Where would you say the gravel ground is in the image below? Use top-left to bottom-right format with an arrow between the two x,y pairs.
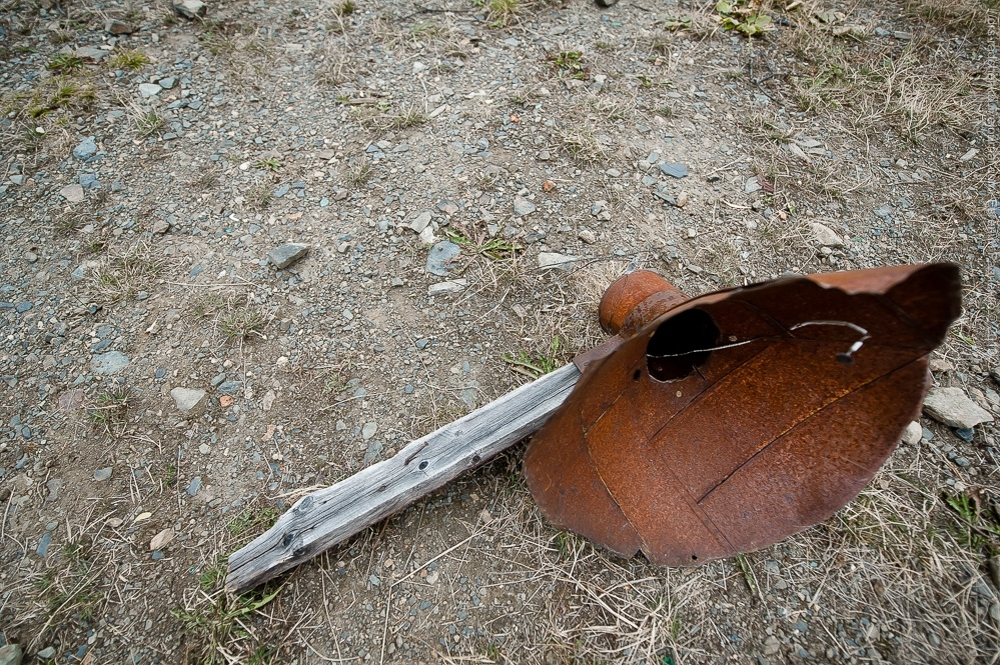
1,0 -> 998,662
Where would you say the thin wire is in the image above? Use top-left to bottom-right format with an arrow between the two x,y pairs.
646,320 -> 872,362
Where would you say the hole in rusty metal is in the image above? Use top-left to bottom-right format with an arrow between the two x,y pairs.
632,369 -> 641,381
646,308 -> 719,382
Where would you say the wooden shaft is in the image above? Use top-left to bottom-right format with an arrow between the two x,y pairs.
226,363 -> 582,593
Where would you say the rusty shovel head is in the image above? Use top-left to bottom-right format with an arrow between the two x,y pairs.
524,263 -> 961,566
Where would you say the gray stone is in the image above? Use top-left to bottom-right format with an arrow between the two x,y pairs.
362,422 -> 378,440
93,467 -> 113,481
151,219 -> 170,234
186,476 -> 202,496
426,241 -> 461,276
923,387 -> 994,429
578,229 -> 597,244
363,440 -> 383,464
74,47 -> 108,61
537,252 -> 580,270
0,644 -> 23,665
268,243 -> 310,269
513,196 -> 536,216
659,162 -> 688,179
36,534 -> 52,556
410,210 -> 433,233
427,279 -> 467,296
437,199 -> 459,214
60,183 -> 85,203
745,177 -> 763,193
159,76 -> 177,90
217,381 -> 242,395
138,83 -> 162,98
170,387 -> 206,412
173,0 -> 207,18
92,351 -> 130,375
73,136 -> 97,160
901,421 -> 922,445
36,648 -> 55,660
810,222 -> 844,247
105,19 -> 134,34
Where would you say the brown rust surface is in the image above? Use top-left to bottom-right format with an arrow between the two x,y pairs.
598,270 -> 685,335
526,263 -> 962,566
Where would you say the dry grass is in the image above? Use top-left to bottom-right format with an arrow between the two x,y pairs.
91,244 -> 164,302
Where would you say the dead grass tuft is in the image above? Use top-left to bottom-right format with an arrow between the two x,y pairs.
91,245 -> 164,302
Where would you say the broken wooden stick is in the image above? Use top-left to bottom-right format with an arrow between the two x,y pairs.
226,363 -> 581,593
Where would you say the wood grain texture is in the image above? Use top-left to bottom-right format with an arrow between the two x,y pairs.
226,363 -> 582,593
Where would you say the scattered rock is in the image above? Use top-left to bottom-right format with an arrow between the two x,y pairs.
426,241 -> 461,276
362,422 -> 378,440
676,191 -> 689,207
363,440 -> 383,464
410,210 -> 433,233
832,24 -> 866,39
57,389 -> 87,413
186,476 -> 202,496
537,252 -> 580,270
170,387 -> 206,412
36,533 -> 52,556
418,226 -> 436,245
0,644 -> 23,665
578,229 -> 597,244
73,136 -> 97,160
92,351 -> 131,375
745,178 -> 763,193
428,279 -> 468,296
659,162 -> 688,179
513,196 -> 536,216
150,528 -> 175,551
810,222 -> 844,248
105,19 -> 134,34
36,648 -> 56,660
901,421 -> 922,445
219,395 -> 234,408
763,635 -> 780,655
59,183 -> 85,203
93,467 -> 113,481
173,0 -> 207,18
74,47 -> 108,62
928,357 -> 954,373
922,387 -> 994,429
151,219 -> 170,234
138,83 -> 162,98
268,243 -> 310,269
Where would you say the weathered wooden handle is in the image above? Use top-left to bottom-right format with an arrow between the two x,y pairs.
226,363 -> 582,593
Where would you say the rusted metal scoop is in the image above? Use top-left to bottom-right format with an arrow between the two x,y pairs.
525,264 -> 961,565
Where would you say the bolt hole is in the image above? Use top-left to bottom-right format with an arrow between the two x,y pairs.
691,554 -> 698,561
632,369 -> 641,381
418,460 -> 428,470
472,455 -> 481,463
646,308 -> 719,382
